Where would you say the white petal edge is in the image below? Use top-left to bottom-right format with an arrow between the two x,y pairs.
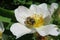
29,4 -> 37,13
35,24 -> 59,36
44,15 -> 51,25
38,3 -> 50,18
0,22 -> 4,32
49,3 -> 58,15
44,3 -> 58,25
30,3 -> 50,18
15,6 -> 33,24
48,24 -> 59,36
10,23 -> 32,39
35,26 -> 49,36
30,3 -> 51,23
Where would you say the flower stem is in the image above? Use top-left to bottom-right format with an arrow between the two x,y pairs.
33,33 -> 36,40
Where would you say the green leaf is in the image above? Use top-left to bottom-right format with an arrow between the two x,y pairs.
6,22 -> 14,30
0,7 -> 17,22
0,16 -> 11,23
0,7 -> 14,18
26,1 -> 33,5
13,0 -> 26,5
49,0 -> 56,3
18,0 -> 26,4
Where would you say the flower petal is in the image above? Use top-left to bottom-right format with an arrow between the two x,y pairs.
35,26 -> 49,36
10,23 -> 32,39
0,22 -> 4,32
29,4 -> 37,13
15,6 -> 33,24
49,3 -> 58,15
44,3 -> 58,24
44,15 -> 51,25
48,25 -> 59,36
30,3 -> 50,18
38,3 -> 50,18
44,3 -> 58,25
35,24 -> 59,36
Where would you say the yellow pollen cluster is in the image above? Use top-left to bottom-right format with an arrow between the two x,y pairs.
25,14 -> 44,28
31,14 -> 44,28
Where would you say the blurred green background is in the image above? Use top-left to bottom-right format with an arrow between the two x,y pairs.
0,0 -> 60,40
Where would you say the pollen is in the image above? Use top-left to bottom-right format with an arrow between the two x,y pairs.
31,14 -> 44,28
25,14 -> 44,28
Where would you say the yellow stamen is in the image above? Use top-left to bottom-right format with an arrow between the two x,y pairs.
25,14 -> 44,28
31,14 -> 44,28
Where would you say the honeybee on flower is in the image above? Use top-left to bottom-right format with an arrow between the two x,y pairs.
10,3 -> 59,39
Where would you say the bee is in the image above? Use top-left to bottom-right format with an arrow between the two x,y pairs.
24,17 -> 35,28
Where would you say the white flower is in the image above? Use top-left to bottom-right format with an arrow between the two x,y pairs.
0,22 -> 4,39
10,3 -> 59,39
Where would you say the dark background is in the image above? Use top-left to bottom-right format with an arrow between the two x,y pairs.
0,0 -> 60,10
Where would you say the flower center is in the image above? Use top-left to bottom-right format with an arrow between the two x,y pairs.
25,14 -> 44,28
